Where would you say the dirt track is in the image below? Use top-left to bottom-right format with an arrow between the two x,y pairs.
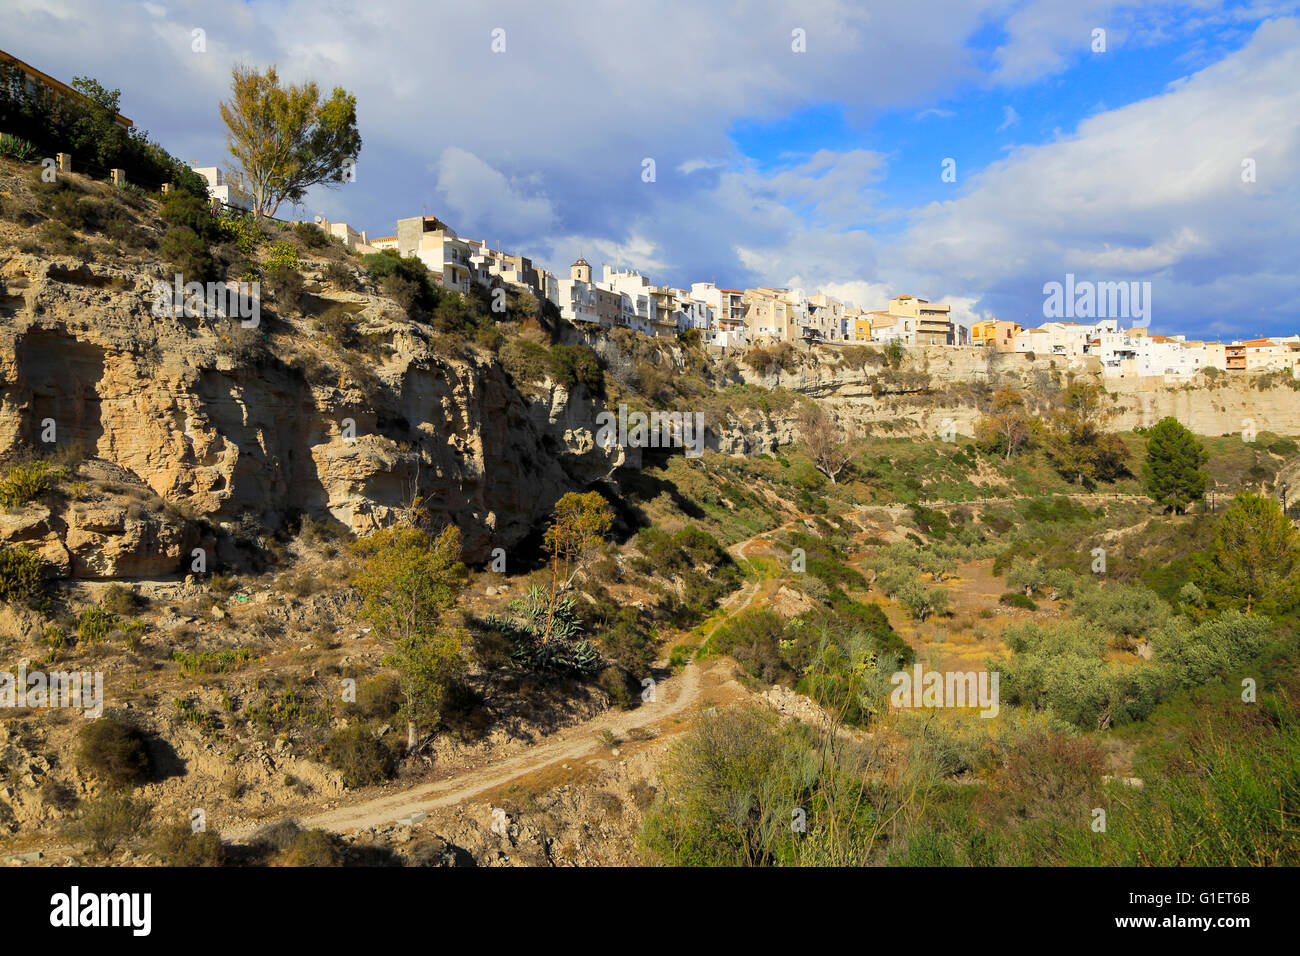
230,491 -> 1146,839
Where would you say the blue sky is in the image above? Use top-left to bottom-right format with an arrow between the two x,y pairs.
5,0 -> 1299,339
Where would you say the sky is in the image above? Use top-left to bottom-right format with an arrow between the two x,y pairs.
4,0 -> 1299,339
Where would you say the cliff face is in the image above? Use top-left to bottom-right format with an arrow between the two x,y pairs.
736,345 -> 1300,440
0,253 -> 625,575
3,248 -> 1292,580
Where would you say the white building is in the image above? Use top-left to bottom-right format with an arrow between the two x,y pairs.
553,277 -> 601,326
1092,330 -> 1141,376
603,267 -> 660,335
191,166 -> 252,212
690,282 -> 747,348
313,216 -> 369,251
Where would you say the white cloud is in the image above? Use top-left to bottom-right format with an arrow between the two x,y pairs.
885,16 -> 1300,333
1,1 -> 1296,335
431,148 -> 558,239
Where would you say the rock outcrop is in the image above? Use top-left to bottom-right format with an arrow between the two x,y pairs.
0,253 -> 625,572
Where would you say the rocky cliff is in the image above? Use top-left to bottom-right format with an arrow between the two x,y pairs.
3,246 -> 1293,581
0,252 -> 626,576
738,344 -> 1300,440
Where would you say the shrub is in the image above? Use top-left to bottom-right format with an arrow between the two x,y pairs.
1153,611 -> 1271,688
346,675 -> 402,720
1005,557 -> 1047,596
993,621 -> 1164,730
322,725 -> 397,788
597,665 -> 635,708
1045,568 -> 1079,599
999,592 -> 1038,611
77,606 -> 118,644
76,716 -> 152,787
315,303 -> 357,345
33,219 -> 91,257
214,323 -> 267,365
265,261 -> 304,313
217,213 -> 261,255
149,822 -> 226,866
548,344 -> 605,397
280,828 -> 345,866
0,460 -> 69,508
266,240 -> 300,270
1071,581 -> 1170,643
292,221 -> 331,250
483,586 -> 601,675
66,791 -> 152,854
0,133 -> 38,161
0,545 -> 48,607
324,259 -> 356,290
599,612 -> 658,675
499,337 -> 551,388
361,250 -> 439,314
908,503 -> 952,540
160,191 -> 219,241
172,648 -> 252,676
710,608 -> 792,685
100,583 -> 137,617
379,272 -> 419,311
161,225 -> 213,283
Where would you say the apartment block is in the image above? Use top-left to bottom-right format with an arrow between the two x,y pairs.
395,215 -> 472,293
0,49 -> 133,129
690,282 -> 748,348
889,295 -> 954,345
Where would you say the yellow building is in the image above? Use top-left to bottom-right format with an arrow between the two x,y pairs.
889,294 -> 953,345
971,318 -> 1021,352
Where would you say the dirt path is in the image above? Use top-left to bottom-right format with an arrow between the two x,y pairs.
237,659 -> 713,838
228,519 -> 798,840
229,491 -> 1142,839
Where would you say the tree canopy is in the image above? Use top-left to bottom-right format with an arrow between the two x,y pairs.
1196,492 -> 1300,615
1045,381 -> 1129,487
219,65 -> 361,217
1142,416 -> 1208,513
352,525 -> 466,747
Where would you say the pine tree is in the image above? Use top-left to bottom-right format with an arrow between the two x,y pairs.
1142,417 -> 1208,513
1196,492 -> 1300,615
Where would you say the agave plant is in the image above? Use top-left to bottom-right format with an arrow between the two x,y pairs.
0,134 -> 38,163
490,586 -> 602,674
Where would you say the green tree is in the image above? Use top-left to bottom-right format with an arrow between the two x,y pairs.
543,491 -> 615,637
219,65 -> 361,217
1196,492 -> 1300,615
1005,557 -> 1046,597
897,580 -> 949,621
68,76 -> 127,167
1046,381 -> 1128,487
1142,417 -> 1208,513
352,525 -> 467,748
974,387 -> 1037,460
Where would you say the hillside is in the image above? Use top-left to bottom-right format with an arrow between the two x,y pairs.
0,156 -> 1297,868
